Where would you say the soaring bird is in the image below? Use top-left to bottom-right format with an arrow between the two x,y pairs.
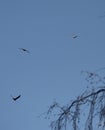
11,95 -> 21,101
72,35 -> 78,39
70,33 -> 78,39
19,48 -> 30,53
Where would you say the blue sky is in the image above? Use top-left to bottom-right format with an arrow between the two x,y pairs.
0,0 -> 105,130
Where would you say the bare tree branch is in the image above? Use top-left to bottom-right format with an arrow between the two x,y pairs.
45,71 -> 105,130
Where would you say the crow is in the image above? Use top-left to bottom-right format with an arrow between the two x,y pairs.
11,95 -> 21,101
19,48 -> 30,53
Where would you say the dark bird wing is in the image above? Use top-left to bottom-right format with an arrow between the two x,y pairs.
19,48 -> 30,53
71,34 -> 78,39
25,49 -> 30,53
73,35 -> 78,39
11,95 -> 21,101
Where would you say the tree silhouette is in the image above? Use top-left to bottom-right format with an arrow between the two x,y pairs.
45,71 -> 105,130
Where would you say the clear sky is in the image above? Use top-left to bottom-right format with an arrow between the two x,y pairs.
0,0 -> 105,130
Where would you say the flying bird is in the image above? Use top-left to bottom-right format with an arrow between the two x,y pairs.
19,48 -> 30,53
11,95 -> 21,101
70,33 -> 78,39
72,35 -> 78,39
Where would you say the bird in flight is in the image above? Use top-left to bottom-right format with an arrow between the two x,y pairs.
70,33 -> 78,39
11,95 -> 21,101
19,48 -> 30,53
72,35 -> 78,39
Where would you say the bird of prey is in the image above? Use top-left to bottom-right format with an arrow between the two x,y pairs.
19,48 -> 30,53
72,35 -> 78,39
70,34 -> 78,39
11,95 -> 21,101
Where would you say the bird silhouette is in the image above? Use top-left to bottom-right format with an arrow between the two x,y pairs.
11,95 -> 21,101
19,48 -> 30,53
72,35 -> 78,39
70,34 -> 78,39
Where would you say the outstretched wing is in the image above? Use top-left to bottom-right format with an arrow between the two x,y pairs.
73,35 -> 78,39
19,48 -> 30,53
11,95 -> 21,101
